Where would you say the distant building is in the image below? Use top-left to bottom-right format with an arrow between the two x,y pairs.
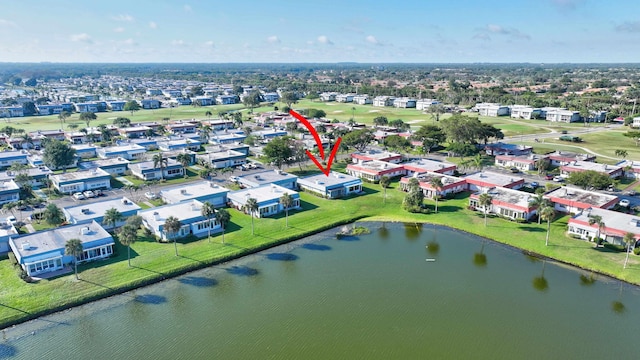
474,103 -> 510,117
129,158 -> 183,181
494,154 -> 549,172
0,180 -> 20,205
463,171 -> 525,192
402,159 -> 457,176
560,161 -> 623,179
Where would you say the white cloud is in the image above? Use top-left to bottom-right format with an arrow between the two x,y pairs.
0,19 -> 16,27
365,35 -> 379,45
70,33 -> 93,43
317,35 -> 333,45
204,40 -> 214,47
113,27 -> 125,33
266,35 -> 280,44
485,24 -> 530,40
122,38 -> 137,46
149,21 -> 157,29
112,14 -> 134,22
616,21 -> 640,33
306,40 -> 314,45
184,4 -> 192,12
171,39 -> 186,46
550,0 -> 585,10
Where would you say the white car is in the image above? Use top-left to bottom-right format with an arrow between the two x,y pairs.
6,216 -> 16,225
553,176 -> 564,182
229,176 -> 239,183
145,192 -> 157,200
72,192 -> 86,200
619,199 -> 631,208
83,190 -> 95,198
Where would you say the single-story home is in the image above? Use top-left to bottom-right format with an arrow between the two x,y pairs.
463,171 -> 525,192
399,172 -> 467,198
0,150 -> 29,169
97,143 -> 147,161
544,186 -> 618,214
63,197 -> 141,229
138,200 -> 222,241
469,187 -> 538,221
129,158 -> 184,181
297,172 -> 363,199
78,157 -> 130,176
50,168 -> 112,194
228,184 -> 300,218
494,154 -> 549,172
160,181 -> 229,206
237,169 -> 298,190
351,150 -> 403,164
346,160 -> 405,183
402,159 -> 457,176
560,161 -> 623,179
568,208 -> 640,246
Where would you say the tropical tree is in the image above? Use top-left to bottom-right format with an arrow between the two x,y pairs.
280,193 -> 293,228
124,100 -> 140,115
118,224 -> 138,267
152,153 -> 168,180
539,205 -> 555,246
379,176 -> 390,203
588,215 -> 605,245
403,178 -> 424,212
429,176 -> 443,213
43,140 -> 76,172
205,110 -> 212,120
243,198 -> 259,235
43,203 -> 65,226
615,149 -> 628,161
472,154 -> 484,171
176,153 -> 191,178
215,208 -> 231,244
623,232 -> 635,269
65,238 -> 83,280
200,201 -> 216,243
79,112 -> 97,128
66,123 -> 79,131
58,111 -> 70,129
164,216 -> 182,256
125,215 -> 143,229
373,116 -> 388,127
263,136 -> 293,169
478,193 -> 493,227
199,125 -> 212,144
102,207 -> 124,230
280,91 -> 298,109
113,117 -> 131,127
530,194 -> 550,224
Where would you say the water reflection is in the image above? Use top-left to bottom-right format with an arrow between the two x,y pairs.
612,283 -> 626,314
135,294 -> 167,305
266,253 -> 299,261
0,344 -> 17,358
579,273 -> 596,286
404,223 -> 422,241
225,266 -> 260,277
473,241 -> 487,268
301,243 -> 331,251
532,261 -> 549,292
378,223 -> 389,240
178,276 -> 218,288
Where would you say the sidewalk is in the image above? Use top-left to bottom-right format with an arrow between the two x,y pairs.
24,223 -> 36,233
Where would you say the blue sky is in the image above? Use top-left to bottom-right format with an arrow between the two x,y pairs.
1,0 -> 640,63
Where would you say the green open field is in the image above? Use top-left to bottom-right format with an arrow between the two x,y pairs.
2,163 -> 640,328
525,130 -> 639,161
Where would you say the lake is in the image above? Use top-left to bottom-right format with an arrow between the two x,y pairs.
1,222 -> 638,359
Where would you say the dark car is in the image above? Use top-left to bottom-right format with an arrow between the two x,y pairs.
509,167 -> 519,173
530,182 -> 539,188
544,174 -> 553,180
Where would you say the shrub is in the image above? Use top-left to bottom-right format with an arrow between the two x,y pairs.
633,247 -> 640,255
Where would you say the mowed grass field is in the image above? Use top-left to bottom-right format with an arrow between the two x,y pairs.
2,170 -> 640,328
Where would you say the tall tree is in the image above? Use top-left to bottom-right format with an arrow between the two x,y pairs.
530,194 -> 550,224
624,232 -> 636,269
263,136 -> 294,169
243,198 -> 259,235
280,193 -> 293,228
164,216 -> 182,256
280,91 -> 298,109
113,117 -> 131,127
43,203 -> 64,226
478,193 -> 493,227
429,176 -> 443,213
43,140 -> 76,171
200,201 -> 216,243
215,208 -> 231,244
539,205 -> 555,246
588,215 -> 605,245
379,176 -> 390,203
199,125 -> 212,144
373,116 -> 388,127
65,238 -> 83,280
176,153 -> 191,178
79,112 -> 97,128
58,111 -> 71,129
124,100 -> 140,115
411,125 -> 446,155
242,91 -> 262,113
102,207 -> 124,230
615,149 -> 628,161
205,110 -> 213,120
119,224 -> 138,267
152,153 -> 168,180
342,128 -> 374,152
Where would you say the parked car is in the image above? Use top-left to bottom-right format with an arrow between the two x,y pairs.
6,216 -> 16,225
619,199 -> 631,208
83,190 -> 96,198
229,176 -> 239,183
544,174 -> 554,180
553,176 -> 564,182
530,182 -> 539,188
625,190 -> 637,196
94,189 -> 103,196
72,192 -> 86,200
145,192 -> 157,200
509,167 -> 519,173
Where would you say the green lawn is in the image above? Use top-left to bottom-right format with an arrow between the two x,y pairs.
2,173 -> 640,328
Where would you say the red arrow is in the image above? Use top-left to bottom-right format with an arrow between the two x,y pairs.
289,109 -> 325,159
306,137 -> 342,176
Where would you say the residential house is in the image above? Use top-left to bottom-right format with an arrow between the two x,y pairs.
118,126 -> 152,139
211,132 -> 247,144
335,93 -> 355,103
140,99 -> 161,109
203,119 -> 234,131
373,96 -> 395,107
402,159 -> 457,176
484,142 -> 533,156
228,184 -> 300,218
196,149 -> 247,169
78,157 -> 130,176
320,92 -> 338,102
167,121 -> 198,134
400,172 -> 467,198
216,95 -> 238,105
0,150 -> 28,169
130,121 -> 164,133
63,197 -> 141,230
157,138 -> 201,152
74,102 -> 100,113
65,129 -> 102,144
97,143 -> 146,161
27,153 -> 78,170
139,200 -> 222,241
50,168 -> 112,194
475,103 -> 510,117
509,105 -> 542,120
416,99 -> 441,111
204,143 -> 250,156
160,181 -> 229,206
9,221 -> 115,277
346,160 -> 405,183
464,171 -> 525,192
0,106 -> 24,118
469,187 -> 538,221
0,180 -> 20,205
545,108 -> 581,123
351,150 -> 403,164
548,151 -> 596,166
560,161 -> 623,179
0,166 -> 52,188
29,129 -> 65,142
237,169 -> 298,190
393,97 -> 417,108
252,129 -> 288,142
36,104 -> 64,115
162,89 -> 183,98
632,117 -> 640,128
108,101 -> 126,111
568,208 -> 640,246
545,186 -> 618,214
297,172 -> 363,199
72,144 -> 98,159
129,158 -> 183,181
353,95 -> 372,105
494,154 -> 549,172
262,92 -> 280,103
0,219 -> 18,255
126,138 -> 158,151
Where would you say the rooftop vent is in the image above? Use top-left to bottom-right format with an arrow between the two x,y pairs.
21,242 -> 31,251
180,189 -> 187,195
81,208 -> 90,214
80,227 -> 91,235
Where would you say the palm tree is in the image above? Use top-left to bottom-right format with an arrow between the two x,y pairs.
205,110 -> 213,120
175,153 -> 191,178
118,224 -> 138,267
623,232 -> 635,269
539,205 -> 555,246
429,176 -> 443,213
530,194 -> 550,224
164,216 -> 182,256
43,203 -> 64,226
472,153 -> 483,171
199,125 -> 212,144
243,197 -> 259,235
215,208 -> 231,244
280,193 -> 293,228
200,201 -> 216,243
152,153 -> 168,180
65,238 -> 83,280
588,214 -> 605,246
379,176 -> 390,204
478,193 -> 493,227
615,149 -> 628,162
102,207 -> 123,230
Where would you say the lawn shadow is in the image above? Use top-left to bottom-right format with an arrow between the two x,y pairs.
436,205 -> 463,213
266,253 -> 299,261
178,276 -> 218,287
225,265 -> 260,277
81,278 -> 116,292
0,344 -> 17,358
302,243 -> 332,251
518,226 -> 545,233
132,265 -> 168,278
134,294 -> 167,305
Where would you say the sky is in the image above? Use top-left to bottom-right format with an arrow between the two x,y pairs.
2,0 -> 640,63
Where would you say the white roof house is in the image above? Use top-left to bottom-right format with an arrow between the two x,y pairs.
569,208 -> 640,245
63,197 -> 141,229
228,184 -> 300,218
160,181 -> 229,206
138,200 -> 222,241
